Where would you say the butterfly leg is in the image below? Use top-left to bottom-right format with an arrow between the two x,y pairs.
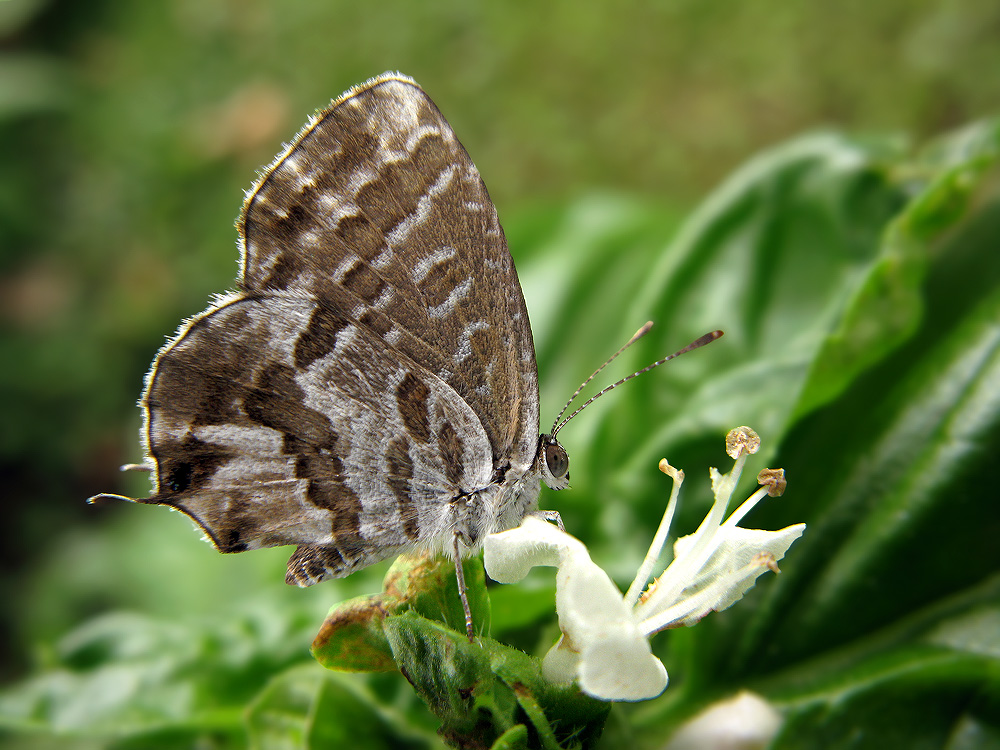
536,509 -> 565,532
452,530 -> 477,642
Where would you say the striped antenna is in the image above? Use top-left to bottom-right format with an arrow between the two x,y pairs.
551,329 -> 723,438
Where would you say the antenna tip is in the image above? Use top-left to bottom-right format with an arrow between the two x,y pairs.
693,329 -> 724,347
676,329 -> 725,355
628,321 -> 655,344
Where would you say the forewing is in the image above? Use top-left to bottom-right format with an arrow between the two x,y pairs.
140,294 -> 494,580
238,73 -> 539,474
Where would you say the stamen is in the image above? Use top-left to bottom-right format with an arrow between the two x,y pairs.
719,485 -> 772,531
726,426 -> 760,458
625,459 -> 683,607
637,449 -> 750,615
757,468 -> 787,497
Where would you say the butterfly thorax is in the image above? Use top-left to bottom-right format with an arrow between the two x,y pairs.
450,432 -> 568,557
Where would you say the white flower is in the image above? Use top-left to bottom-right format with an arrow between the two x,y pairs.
663,691 -> 783,750
484,427 -> 805,702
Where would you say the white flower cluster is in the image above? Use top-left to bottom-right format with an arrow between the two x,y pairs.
484,427 -> 804,702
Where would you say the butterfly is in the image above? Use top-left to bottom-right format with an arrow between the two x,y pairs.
92,72 -> 720,639
92,73 -> 570,638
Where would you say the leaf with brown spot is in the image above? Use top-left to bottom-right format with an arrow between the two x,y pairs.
311,551 -> 489,672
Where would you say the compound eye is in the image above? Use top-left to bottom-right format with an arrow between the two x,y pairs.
544,442 -> 569,479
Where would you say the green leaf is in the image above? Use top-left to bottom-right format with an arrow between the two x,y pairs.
310,591 -> 398,673
615,119 -> 1000,747
731,287 -> 1000,673
490,725 -> 529,750
0,608 -> 314,745
383,612 -> 609,749
770,649 -> 999,750
385,613 -> 518,745
795,120 -> 1000,419
311,553 -> 490,673
246,664 -> 436,750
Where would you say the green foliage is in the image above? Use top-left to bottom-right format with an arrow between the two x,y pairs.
0,609 -> 317,748
2,107 -> 998,749
382,613 -> 608,750
315,556 -> 608,749
312,555 -> 491,673
246,666 -> 434,750
605,122 -> 1000,747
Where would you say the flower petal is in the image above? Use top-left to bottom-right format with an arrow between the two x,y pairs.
554,546 -> 633,634
487,516 -> 669,701
636,523 -> 805,632
575,624 -> 668,702
684,524 -> 806,613
674,523 -> 806,612
484,515 -> 589,583
541,635 -> 580,684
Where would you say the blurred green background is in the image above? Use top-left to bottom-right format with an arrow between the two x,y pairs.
2,0 -> 999,747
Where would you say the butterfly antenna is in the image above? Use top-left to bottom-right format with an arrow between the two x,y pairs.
551,329 -> 724,438
549,321 -> 655,434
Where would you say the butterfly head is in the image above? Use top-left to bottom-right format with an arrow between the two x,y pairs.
536,434 -> 570,490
